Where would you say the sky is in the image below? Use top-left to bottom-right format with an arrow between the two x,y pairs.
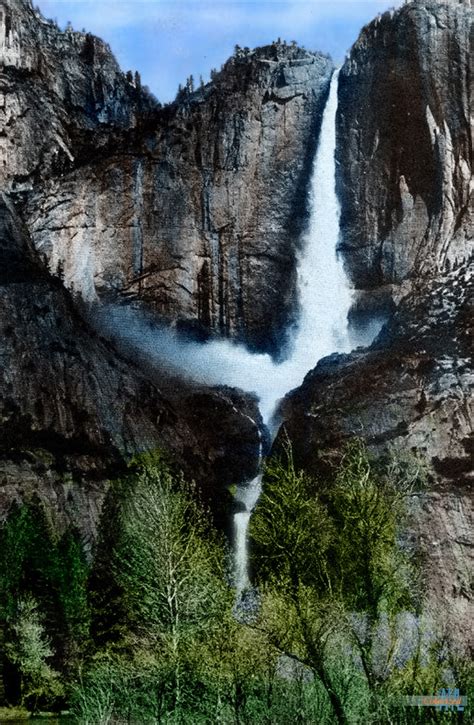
37,1 -> 403,102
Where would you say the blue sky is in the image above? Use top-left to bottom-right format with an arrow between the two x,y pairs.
37,1 -> 402,102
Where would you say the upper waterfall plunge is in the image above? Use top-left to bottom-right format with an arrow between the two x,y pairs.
291,70 -> 352,368
94,72 -> 353,431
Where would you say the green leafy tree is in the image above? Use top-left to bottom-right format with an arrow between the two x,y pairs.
328,442 -> 424,705
112,452 -> 232,714
249,440 -> 426,724
5,596 -> 63,710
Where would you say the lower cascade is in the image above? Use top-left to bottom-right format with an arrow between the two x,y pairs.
233,69 -> 354,594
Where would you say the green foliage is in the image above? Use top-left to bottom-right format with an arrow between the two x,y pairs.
250,442 -> 334,589
56,531 -> 90,643
248,440 -> 439,723
329,441 -> 423,616
5,596 -> 64,710
0,501 -> 90,705
0,502 -> 51,621
77,451 -> 236,721
48,529 -> 91,670
0,503 -> 90,642
251,439 -> 423,611
115,452 -> 230,640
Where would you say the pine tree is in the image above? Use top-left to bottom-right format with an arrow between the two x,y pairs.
186,74 -> 194,93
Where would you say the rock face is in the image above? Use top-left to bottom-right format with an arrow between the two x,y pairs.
0,0 -> 148,185
2,0 -> 333,355
0,194 -> 262,541
277,264 -> 472,477
1,0 -> 472,644
337,0 -> 472,303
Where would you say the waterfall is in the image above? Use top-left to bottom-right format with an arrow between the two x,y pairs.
233,69 -> 353,595
233,446 -> 262,593
93,70 -> 362,596
289,69 -> 352,370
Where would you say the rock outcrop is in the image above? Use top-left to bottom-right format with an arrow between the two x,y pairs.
0,194 -> 262,541
337,0 -> 472,311
2,0 -> 333,355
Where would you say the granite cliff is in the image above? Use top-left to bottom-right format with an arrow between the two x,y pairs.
2,0 -> 333,355
337,0 -> 472,323
0,194 -> 263,539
